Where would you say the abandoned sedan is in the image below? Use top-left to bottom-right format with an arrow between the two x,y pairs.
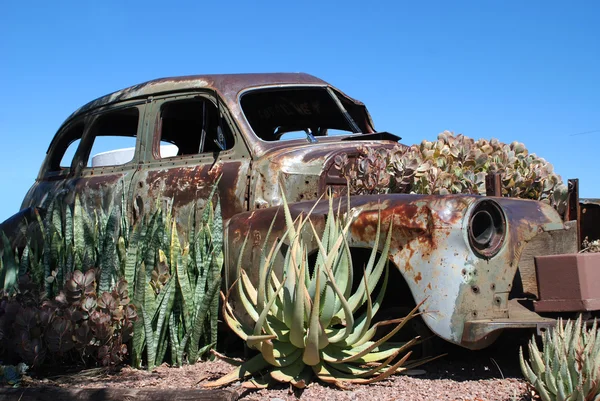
5,73 -> 599,350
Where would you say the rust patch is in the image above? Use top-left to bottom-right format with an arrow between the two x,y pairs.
140,161 -> 247,220
253,230 -> 261,246
414,271 -> 422,284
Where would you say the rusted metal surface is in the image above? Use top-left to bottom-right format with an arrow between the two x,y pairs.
132,161 -> 249,224
57,73 -> 376,161
11,73 -> 595,351
567,178 -> 580,221
485,173 -> 502,197
250,141 -> 399,209
461,299 -> 557,349
580,198 -> 600,244
225,193 -> 568,349
534,253 -> 600,312
0,207 -> 43,251
513,220 -> 578,298
566,178 -> 581,250
68,74 -> 328,118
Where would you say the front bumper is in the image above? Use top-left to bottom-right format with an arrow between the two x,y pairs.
461,299 -> 556,349
462,252 -> 600,349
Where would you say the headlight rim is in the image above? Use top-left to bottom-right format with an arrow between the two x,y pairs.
468,199 -> 506,259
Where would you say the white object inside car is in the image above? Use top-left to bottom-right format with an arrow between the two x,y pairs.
91,145 -> 179,167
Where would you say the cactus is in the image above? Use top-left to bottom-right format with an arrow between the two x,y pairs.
519,316 -> 600,401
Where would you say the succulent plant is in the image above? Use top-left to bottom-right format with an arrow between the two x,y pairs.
580,237 -> 600,253
1,180 -> 223,370
0,267 -> 136,368
0,363 -> 28,387
130,189 -> 224,369
519,316 -> 600,401
205,191 -> 431,389
336,131 -> 569,214
50,270 -> 136,366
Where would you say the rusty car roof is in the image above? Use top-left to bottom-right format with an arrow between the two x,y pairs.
69,73 -> 333,119
57,72 -> 376,159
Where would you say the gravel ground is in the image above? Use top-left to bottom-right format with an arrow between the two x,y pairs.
22,333 -> 537,401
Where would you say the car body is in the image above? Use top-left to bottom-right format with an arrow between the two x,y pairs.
5,73 -> 598,349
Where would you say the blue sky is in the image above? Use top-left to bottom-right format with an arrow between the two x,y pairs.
0,1 -> 598,221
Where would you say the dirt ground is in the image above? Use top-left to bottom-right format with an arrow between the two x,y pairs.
20,333 -> 537,401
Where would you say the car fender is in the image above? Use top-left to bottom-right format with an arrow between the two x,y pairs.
224,194 -> 566,346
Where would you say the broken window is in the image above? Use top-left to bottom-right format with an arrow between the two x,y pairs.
240,87 -> 368,141
158,98 -> 234,158
87,108 -> 140,167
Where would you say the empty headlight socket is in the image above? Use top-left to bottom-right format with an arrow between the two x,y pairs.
468,199 -> 506,259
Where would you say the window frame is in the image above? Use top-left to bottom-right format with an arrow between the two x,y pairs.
42,100 -> 147,179
43,119 -> 87,178
237,84 -> 365,145
148,91 -> 248,164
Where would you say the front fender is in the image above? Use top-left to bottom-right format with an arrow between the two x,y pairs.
224,194 -> 566,347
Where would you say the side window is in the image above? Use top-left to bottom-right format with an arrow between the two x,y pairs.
158,98 -> 234,158
60,139 -> 82,168
87,108 -> 139,167
48,121 -> 85,172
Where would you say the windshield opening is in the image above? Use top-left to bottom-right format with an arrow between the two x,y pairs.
240,87 -> 368,142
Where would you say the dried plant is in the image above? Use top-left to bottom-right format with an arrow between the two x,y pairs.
580,237 -> 600,254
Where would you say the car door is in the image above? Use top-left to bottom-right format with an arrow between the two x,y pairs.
130,91 -> 251,226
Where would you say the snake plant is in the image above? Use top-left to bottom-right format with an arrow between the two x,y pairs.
520,316 -> 600,401
205,192 -> 429,389
130,192 -> 223,369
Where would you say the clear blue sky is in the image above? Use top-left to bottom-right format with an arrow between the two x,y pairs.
1,1 -> 598,221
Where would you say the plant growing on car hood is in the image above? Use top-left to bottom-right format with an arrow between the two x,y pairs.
205,192 -> 429,389
336,131 -> 569,214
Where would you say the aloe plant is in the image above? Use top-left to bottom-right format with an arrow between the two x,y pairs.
205,192 -> 432,389
519,316 -> 600,401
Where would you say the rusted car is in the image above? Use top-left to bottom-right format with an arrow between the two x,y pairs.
5,73 -> 600,350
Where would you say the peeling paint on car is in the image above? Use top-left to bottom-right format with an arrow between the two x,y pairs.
8,73 -> 586,350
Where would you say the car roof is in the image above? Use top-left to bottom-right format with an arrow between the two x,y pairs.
68,73 -> 330,119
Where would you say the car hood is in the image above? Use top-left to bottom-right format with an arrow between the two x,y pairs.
250,139 -> 403,209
